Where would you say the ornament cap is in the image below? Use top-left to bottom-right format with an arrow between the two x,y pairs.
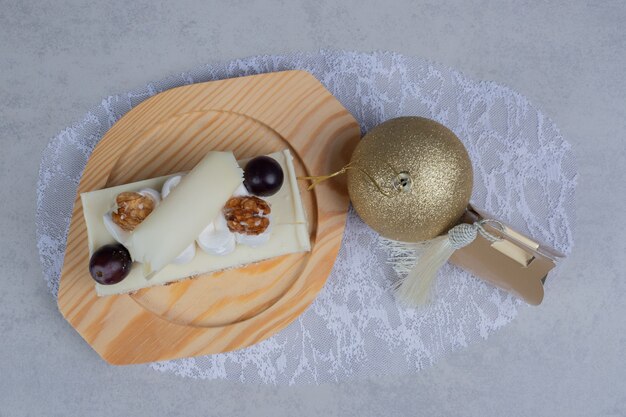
392,171 -> 413,193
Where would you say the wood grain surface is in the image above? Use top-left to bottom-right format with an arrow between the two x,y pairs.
57,70 -> 360,364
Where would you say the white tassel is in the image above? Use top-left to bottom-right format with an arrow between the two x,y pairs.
393,234 -> 455,305
389,221 -> 501,307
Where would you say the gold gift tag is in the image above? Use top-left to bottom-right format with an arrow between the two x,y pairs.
450,206 -> 564,305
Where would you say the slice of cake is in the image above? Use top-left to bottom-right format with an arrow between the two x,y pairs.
81,149 -> 310,296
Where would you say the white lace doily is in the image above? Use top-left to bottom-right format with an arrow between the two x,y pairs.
36,51 -> 576,384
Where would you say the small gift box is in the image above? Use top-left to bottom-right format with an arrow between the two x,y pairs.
450,206 -> 565,305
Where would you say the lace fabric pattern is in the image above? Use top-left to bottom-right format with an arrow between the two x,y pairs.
36,51 -> 576,384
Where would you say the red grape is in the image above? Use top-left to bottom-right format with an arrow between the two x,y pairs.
243,156 -> 284,197
89,243 -> 132,285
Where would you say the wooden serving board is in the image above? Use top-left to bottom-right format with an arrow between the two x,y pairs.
58,70 -> 360,364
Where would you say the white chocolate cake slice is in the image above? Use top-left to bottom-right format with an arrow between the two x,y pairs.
81,149 -> 310,296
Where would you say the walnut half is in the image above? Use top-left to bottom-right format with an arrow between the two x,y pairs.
111,192 -> 155,231
223,196 -> 271,235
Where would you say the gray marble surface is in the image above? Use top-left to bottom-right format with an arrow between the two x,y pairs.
1,1 -> 625,416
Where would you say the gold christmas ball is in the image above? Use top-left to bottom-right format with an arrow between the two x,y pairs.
347,117 -> 473,242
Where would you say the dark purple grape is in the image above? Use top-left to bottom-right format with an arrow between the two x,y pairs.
89,243 -> 132,285
243,156 -> 284,197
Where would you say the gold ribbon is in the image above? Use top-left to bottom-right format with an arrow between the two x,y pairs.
298,162 -> 391,196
